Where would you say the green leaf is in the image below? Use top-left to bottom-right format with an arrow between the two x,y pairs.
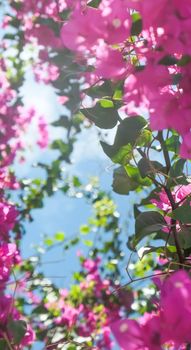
72,176 -> 82,187
0,340 -> 7,350
169,159 -> 186,179
111,144 -> 132,165
7,320 -> 27,344
112,166 -> 135,195
88,0 -> 102,8
80,101 -> 119,129
138,158 -> 163,178
131,13 -> 142,36
159,55 -> 178,66
83,239 -> 93,247
80,225 -> 90,235
54,232 -> 65,241
135,211 -> 166,244
177,55 -> 191,66
100,116 -> 147,160
134,204 -> 141,218
67,345 -> 77,350
166,134 -> 180,153
113,89 -> 123,100
112,165 -> 151,195
115,116 -> 147,146
83,81 -> 112,99
124,164 -> 152,187
178,228 -> 191,249
44,237 -> 54,246
101,142 -> 133,165
51,116 -> 70,128
136,129 -> 152,146
51,140 -> 70,154
137,246 -> 165,259
99,99 -> 114,108
168,203 -> 191,223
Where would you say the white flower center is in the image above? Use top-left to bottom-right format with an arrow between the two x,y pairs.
120,323 -> 128,333
113,18 -> 121,28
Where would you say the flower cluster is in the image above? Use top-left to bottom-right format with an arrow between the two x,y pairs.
45,257 -> 126,349
0,243 -> 20,286
60,0 -> 191,158
151,184 -> 191,233
0,201 -> 19,239
0,58 -> 49,167
111,270 -> 191,349
0,295 -> 35,348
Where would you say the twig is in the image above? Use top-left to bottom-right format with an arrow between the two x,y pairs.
2,332 -> 14,350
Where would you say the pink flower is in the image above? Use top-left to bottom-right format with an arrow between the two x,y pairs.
37,116 -> 49,149
95,45 -> 127,79
99,0 -> 131,44
20,323 -> 36,346
82,257 -> 101,273
151,184 -> 191,232
180,132 -> 191,159
58,96 -> 69,105
160,271 -> 191,346
111,318 -> 147,349
61,6 -> 105,52
0,295 -> 35,347
33,63 -> 59,84
0,243 -> 21,285
151,184 -> 191,212
55,304 -> 79,328
26,24 -> 62,48
0,201 -> 18,237
112,271 -> 191,349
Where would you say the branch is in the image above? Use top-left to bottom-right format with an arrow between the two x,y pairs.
157,131 -> 171,174
3,332 -> 14,350
164,187 -> 184,265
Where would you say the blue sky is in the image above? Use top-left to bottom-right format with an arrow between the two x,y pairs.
16,73 -> 142,349
18,72 -> 136,280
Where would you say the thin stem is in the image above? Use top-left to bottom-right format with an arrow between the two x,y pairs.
137,149 -> 162,187
171,219 -> 184,265
138,143 -> 184,264
115,271 -> 171,291
164,186 -> 184,265
158,131 -> 171,174
3,332 -> 14,350
157,131 -> 184,264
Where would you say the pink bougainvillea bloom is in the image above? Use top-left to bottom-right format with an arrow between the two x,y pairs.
111,318 -> 147,349
0,243 -> 21,285
20,323 -> 36,346
0,294 -> 35,346
160,271 -> 191,345
58,96 -> 69,105
180,132 -> 191,159
99,0 -> 131,44
151,184 -> 191,232
0,169 -> 19,190
151,184 -> 191,212
126,0 -> 168,29
55,304 -> 79,328
27,24 -> 62,49
82,257 -> 101,273
37,116 -> 49,149
33,63 -> 59,84
0,201 -> 18,237
112,271 -> 191,348
95,45 -> 127,79
61,6 -> 105,52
